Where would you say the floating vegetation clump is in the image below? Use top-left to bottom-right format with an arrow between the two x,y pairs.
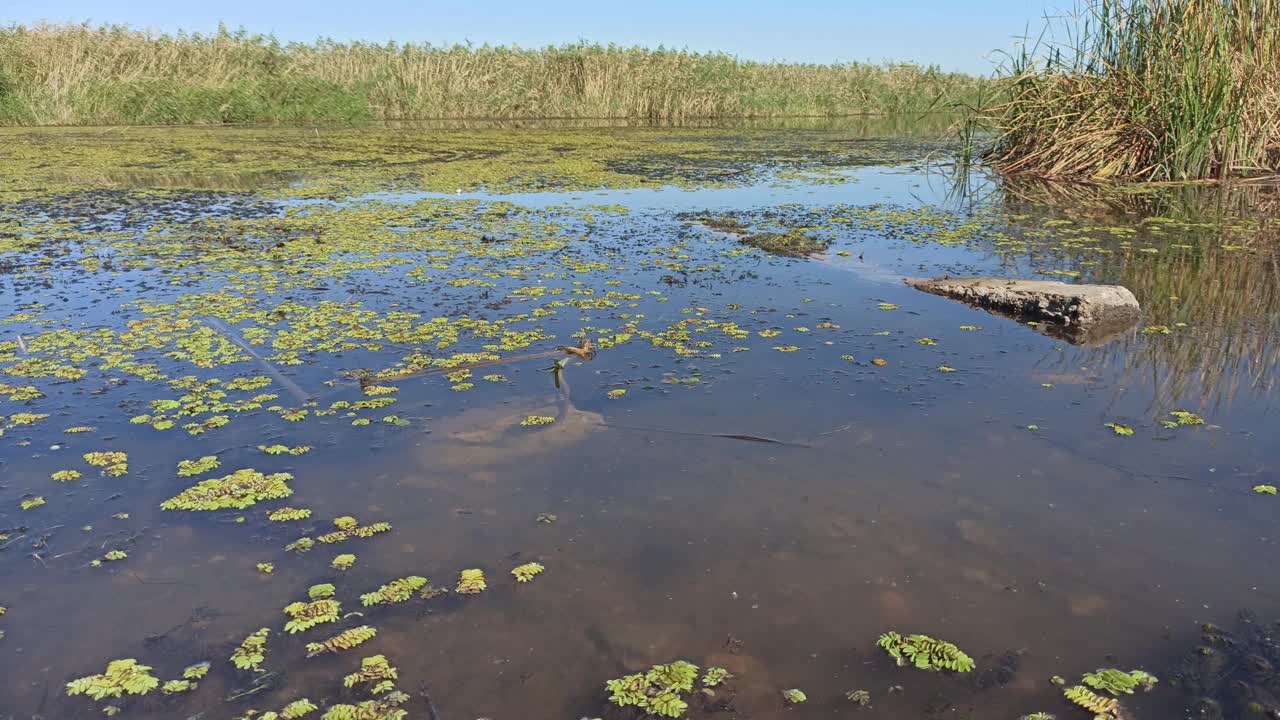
877,631 -> 975,672
83,451 -> 128,477
360,576 -> 427,606
176,455 -> 220,477
306,626 -> 377,656
1105,422 -> 1135,437
846,689 -> 871,705
51,469 -> 81,482
317,516 -> 392,544
1162,410 -> 1206,428
343,654 -> 399,690
286,537 -> 316,553
702,667 -> 730,687
284,597 -> 341,634
260,444 -> 312,455
511,562 -> 544,583
606,661 -> 700,718
519,415 -> 556,427
782,688 -> 808,704
257,563 -> 275,574
1063,685 -> 1119,716
1254,485 -> 1277,495
183,661 -> 210,680
66,659 -> 159,700
456,568 -> 487,594
20,496 -> 45,510
739,229 -> 830,257
231,628 -> 270,671
270,507 -> 313,522
309,583 -> 336,599
1083,668 -> 1158,695
281,699 -> 319,718
332,554 -> 357,570
161,469 -> 294,511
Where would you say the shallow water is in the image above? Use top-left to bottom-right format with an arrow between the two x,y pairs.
1,119 -> 1278,720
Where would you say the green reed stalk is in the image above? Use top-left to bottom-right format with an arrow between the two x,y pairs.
988,0 -> 1280,181
0,24 -> 986,126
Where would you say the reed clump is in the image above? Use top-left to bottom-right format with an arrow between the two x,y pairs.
0,24 -> 985,126
988,0 -> 1280,181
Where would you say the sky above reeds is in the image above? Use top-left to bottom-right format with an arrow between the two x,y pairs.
2,0 -> 1057,73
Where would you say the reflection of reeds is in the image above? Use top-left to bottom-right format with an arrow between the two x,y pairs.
988,0 -> 1280,181
1005,180 -> 1280,407
0,24 -> 987,125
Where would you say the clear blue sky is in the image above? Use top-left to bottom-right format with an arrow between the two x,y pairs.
1,0 -> 1061,74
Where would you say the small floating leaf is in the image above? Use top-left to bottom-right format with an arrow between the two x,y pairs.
511,562 -> 544,583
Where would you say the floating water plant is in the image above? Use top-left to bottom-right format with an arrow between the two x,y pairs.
309,583 -> 336,599
259,444 -> 312,455
161,679 -> 194,694
536,513 -> 557,523
66,659 -> 160,700
306,626 -> 377,656
702,667 -> 730,687
511,562 -> 544,583
877,631 -> 975,672
84,451 -> 128,476
456,568 -> 487,594
231,628 -> 270,671
1082,668 -> 1157,695
177,455 -> 221,477
1104,423 -> 1134,437
871,358 -> 888,366
286,537 -> 316,553
782,688 -> 808,704
520,415 -> 555,427
269,507 -> 312,522
183,662 -> 210,680
605,661 -> 699,718
361,576 -> 427,606
20,496 -> 45,510
317,516 -> 391,544
1162,410 -> 1205,428
846,689 -> 871,705
1254,485 -> 1277,495
916,337 -> 938,346
284,597 -> 341,633
1063,686 -> 1119,716
102,550 -> 127,562
51,469 -> 81,482
343,654 -> 398,689
257,562 -> 275,574
281,699 -> 319,718
161,469 -> 294,511
607,389 -> 627,398
332,554 -> 357,570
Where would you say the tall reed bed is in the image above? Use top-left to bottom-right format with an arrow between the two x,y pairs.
988,0 -> 1280,181
0,24 -> 985,126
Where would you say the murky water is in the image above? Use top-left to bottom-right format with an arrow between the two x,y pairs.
1,119 -> 1278,720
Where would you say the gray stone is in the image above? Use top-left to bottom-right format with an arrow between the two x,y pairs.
904,277 -> 1141,345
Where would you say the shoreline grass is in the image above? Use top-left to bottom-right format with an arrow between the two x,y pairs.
0,24 -> 986,126
987,0 -> 1280,182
